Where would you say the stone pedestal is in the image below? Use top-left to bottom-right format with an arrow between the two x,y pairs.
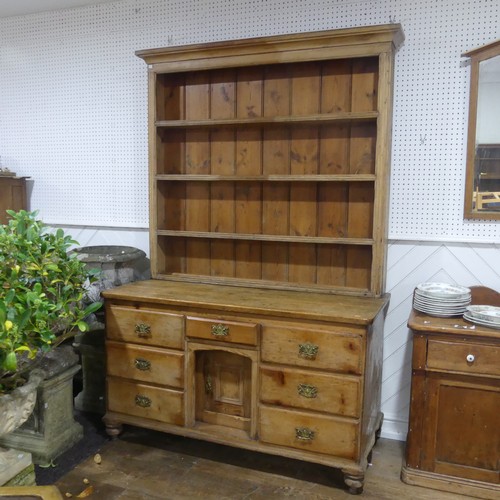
71,245 -> 150,414
0,346 -> 83,466
73,329 -> 105,414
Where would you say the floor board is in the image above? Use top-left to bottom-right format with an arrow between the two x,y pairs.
55,427 -> 475,499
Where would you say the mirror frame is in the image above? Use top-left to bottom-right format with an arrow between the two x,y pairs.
463,39 -> 500,220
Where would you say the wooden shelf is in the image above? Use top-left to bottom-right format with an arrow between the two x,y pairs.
156,111 -> 378,129
155,174 -> 376,182
156,230 -> 374,246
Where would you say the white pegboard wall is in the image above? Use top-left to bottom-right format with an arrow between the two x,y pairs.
0,0 -> 499,242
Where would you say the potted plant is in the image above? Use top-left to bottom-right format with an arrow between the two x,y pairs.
0,210 -> 101,392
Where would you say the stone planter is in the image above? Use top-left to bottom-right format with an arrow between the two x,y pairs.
0,346 -> 82,467
71,246 -> 150,414
0,369 -> 44,485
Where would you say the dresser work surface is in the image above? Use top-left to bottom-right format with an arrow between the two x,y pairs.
103,280 -> 389,494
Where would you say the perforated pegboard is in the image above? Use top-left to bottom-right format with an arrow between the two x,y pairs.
0,0 -> 499,242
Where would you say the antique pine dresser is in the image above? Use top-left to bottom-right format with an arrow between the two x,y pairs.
103,24 -> 403,494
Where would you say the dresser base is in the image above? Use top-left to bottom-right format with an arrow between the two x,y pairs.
401,466 -> 500,500
104,410 -> 383,495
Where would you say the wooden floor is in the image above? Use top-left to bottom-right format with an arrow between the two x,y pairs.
55,427 -> 476,499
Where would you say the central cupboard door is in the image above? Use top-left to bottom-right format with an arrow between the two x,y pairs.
195,350 -> 252,432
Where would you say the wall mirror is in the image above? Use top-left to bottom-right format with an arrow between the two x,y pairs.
463,40 -> 500,220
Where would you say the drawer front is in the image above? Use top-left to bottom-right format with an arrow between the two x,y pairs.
427,340 -> 500,377
186,316 -> 258,346
107,305 -> 183,349
107,377 -> 184,426
260,366 -> 360,418
106,341 -> 184,389
259,406 -> 358,460
261,325 -> 363,375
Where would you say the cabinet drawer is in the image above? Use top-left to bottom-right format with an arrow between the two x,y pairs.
106,341 -> 184,389
186,316 -> 258,346
260,366 -> 360,418
427,340 -> 500,377
259,406 -> 358,460
107,377 -> 184,426
106,305 -> 183,349
261,325 -> 363,375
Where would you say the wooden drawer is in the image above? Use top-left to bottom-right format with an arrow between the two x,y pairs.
186,316 -> 258,346
260,366 -> 360,418
106,305 -> 183,349
106,341 -> 184,389
261,325 -> 363,375
107,377 -> 184,426
427,340 -> 500,377
259,406 -> 358,460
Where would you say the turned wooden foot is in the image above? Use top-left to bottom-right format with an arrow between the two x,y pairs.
103,417 -> 123,439
343,471 -> 364,495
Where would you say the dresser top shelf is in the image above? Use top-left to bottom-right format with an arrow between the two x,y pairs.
102,280 -> 389,326
408,309 -> 500,340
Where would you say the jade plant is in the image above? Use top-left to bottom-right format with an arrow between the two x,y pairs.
0,210 -> 101,393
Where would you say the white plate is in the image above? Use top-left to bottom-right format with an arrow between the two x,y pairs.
414,304 -> 465,317
414,292 -> 471,305
416,282 -> 471,299
465,305 -> 500,324
463,312 -> 500,329
413,298 -> 470,310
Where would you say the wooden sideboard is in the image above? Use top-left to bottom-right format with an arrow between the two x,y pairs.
103,24 -> 403,495
103,280 -> 389,494
0,176 -> 28,224
402,307 -> 500,499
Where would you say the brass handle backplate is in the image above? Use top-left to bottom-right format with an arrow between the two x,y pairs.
135,323 -> 152,339
298,342 -> 319,360
205,374 -> 213,394
135,394 -> 151,408
295,427 -> 315,441
298,383 -> 318,398
211,323 -> 229,337
134,358 -> 151,371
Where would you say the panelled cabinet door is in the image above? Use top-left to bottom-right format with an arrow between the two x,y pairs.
195,350 -> 252,432
420,375 -> 500,484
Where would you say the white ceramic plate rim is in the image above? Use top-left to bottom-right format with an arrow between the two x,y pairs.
416,282 -> 471,298
463,313 -> 500,329
465,305 -> 500,323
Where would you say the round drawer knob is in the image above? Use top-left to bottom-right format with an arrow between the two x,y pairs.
466,354 -> 475,363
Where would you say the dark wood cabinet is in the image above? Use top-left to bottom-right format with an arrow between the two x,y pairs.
402,308 -> 500,499
0,176 -> 28,224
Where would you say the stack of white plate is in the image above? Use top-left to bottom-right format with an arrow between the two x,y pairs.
413,282 -> 471,317
464,305 -> 500,329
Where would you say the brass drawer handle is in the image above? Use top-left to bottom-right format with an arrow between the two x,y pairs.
211,323 -> 229,337
298,343 -> 319,360
298,383 -> 318,398
134,394 -> 151,408
135,323 -> 152,339
134,358 -> 151,371
295,427 -> 315,441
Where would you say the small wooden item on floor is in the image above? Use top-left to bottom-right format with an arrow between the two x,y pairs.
402,286 -> 500,499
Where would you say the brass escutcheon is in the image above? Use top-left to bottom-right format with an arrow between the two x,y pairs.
135,323 -> 152,339
134,358 -> 151,371
134,394 -> 151,408
211,323 -> 229,337
205,374 -> 213,394
295,427 -> 315,441
298,342 -> 319,359
297,383 -> 318,398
